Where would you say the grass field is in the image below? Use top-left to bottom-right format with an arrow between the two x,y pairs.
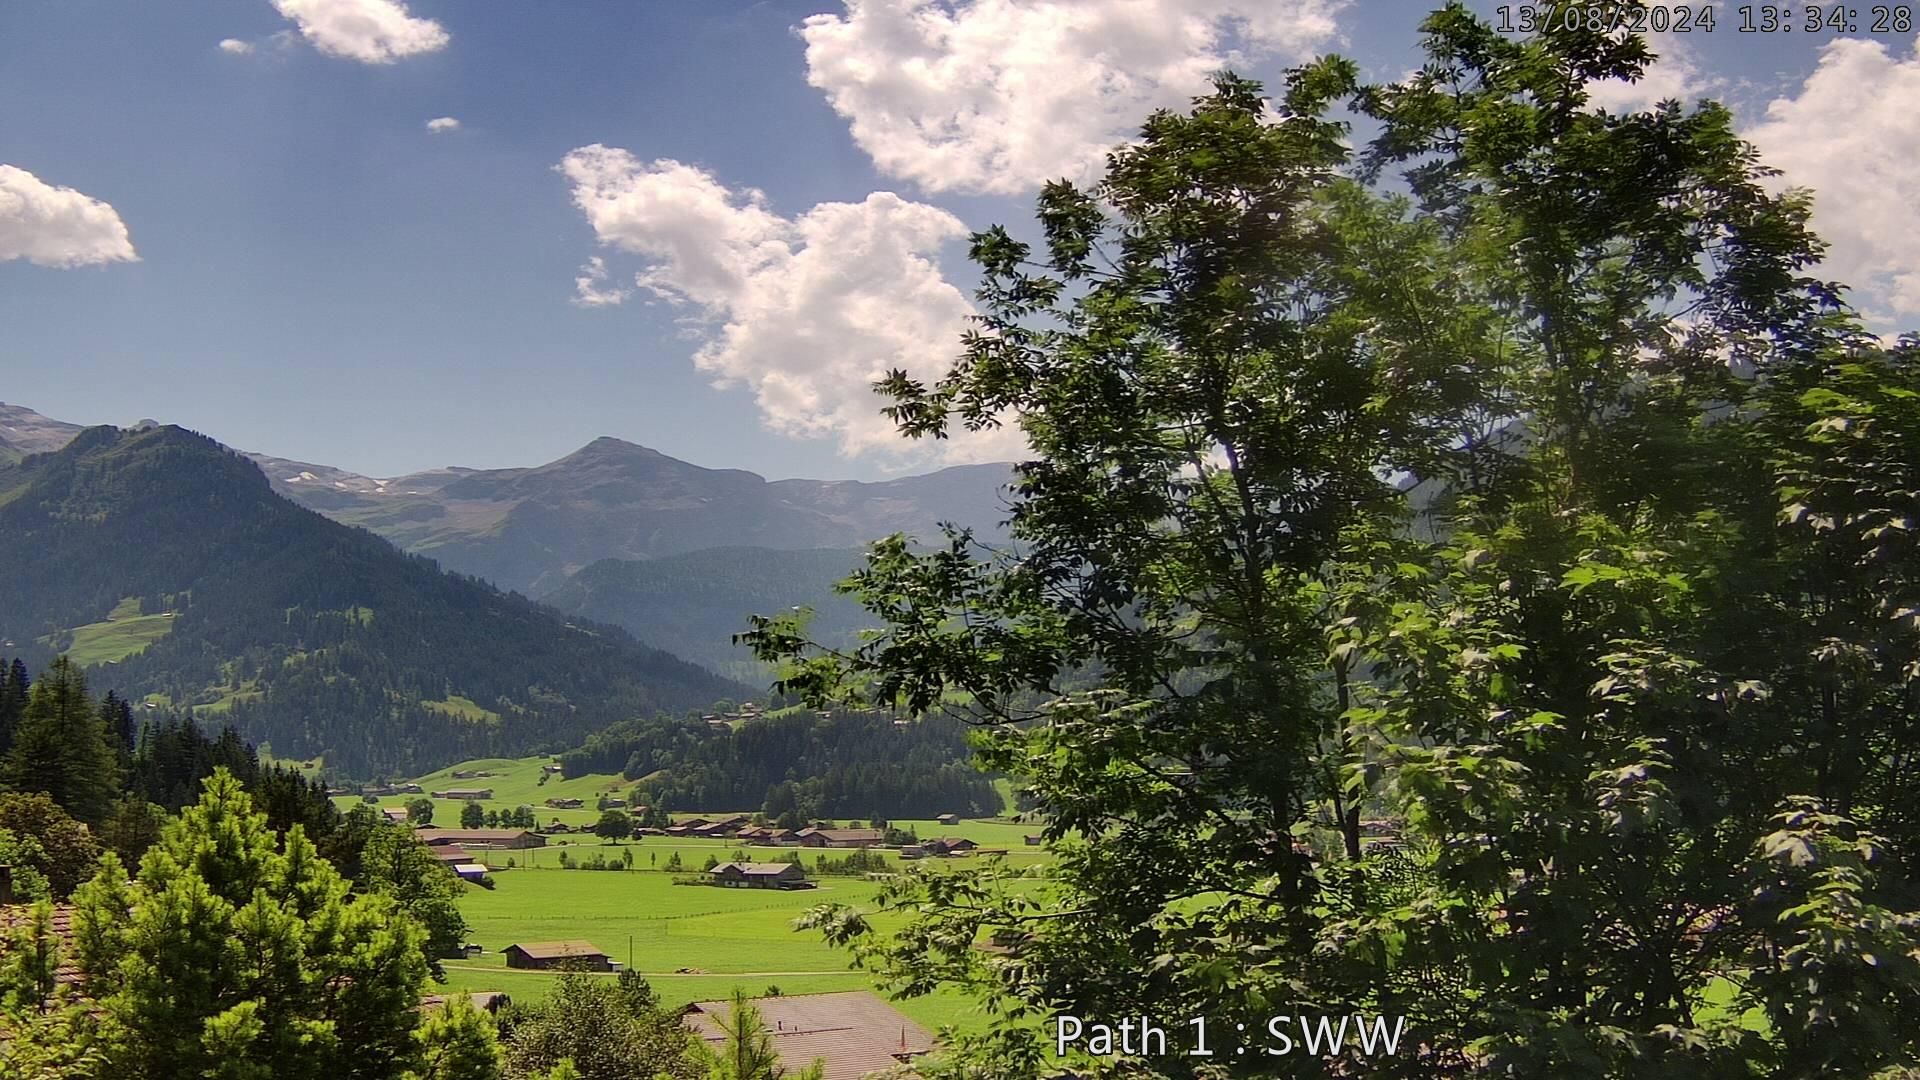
60,597 -> 175,667
484,837 -> 1049,875
439,867 -> 994,1033
333,756 -> 1051,846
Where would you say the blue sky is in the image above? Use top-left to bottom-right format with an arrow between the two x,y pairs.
3,1 -> 1915,481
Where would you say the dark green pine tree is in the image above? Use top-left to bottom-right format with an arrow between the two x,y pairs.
98,690 -> 136,759
0,658 -> 29,758
2,657 -> 122,823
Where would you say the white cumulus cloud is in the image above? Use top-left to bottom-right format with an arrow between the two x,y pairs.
1748,33 -> 1920,323
425,116 -> 461,133
799,0 -> 1344,196
559,145 -> 1015,461
272,0 -> 448,64
218,38 -> 255,54
0,165 -> 138,269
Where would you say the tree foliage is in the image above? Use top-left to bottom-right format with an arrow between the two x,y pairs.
360,814 -> 472,964
498,972 -> 694,1080
67,768 -> 474,1078
749,8 -> 1920,1078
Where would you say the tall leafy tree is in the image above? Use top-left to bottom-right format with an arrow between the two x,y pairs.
758,63 -> 1490,1075
2,657 -> 121,823
752,7 -> 1920,1078
361,820 -> 471,964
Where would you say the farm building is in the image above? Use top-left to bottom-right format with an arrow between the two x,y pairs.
1024,835 -> 1043,846
709,862 -> 810,889
414,828 -> 546,849
923,837 -> 978,856
936,814 -> 960,826
794,827 -> 884,848
544,798 -> 584,809
381,807 -> 411,823
429,788 -> 494,801
683,991 -> 934,1080
502,941 -> 612,971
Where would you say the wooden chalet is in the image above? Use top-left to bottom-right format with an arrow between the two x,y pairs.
709,862 -> 810,889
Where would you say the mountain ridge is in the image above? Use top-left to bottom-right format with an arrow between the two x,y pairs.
0,423 -> 748,775
0,403 -> 1014,595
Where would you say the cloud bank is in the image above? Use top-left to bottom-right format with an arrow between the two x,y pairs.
799,0 -> 1343,195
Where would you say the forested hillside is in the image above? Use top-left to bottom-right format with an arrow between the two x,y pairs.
560,708 -> 1000,820
540,547 -> 870,678
0,425 -> 747,775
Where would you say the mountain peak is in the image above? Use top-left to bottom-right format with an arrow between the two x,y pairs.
564,435 -> 664,462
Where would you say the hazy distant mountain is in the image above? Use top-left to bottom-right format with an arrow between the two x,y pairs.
0,402 -> 85,465
542,547 -> 873,680
0,425 -> 746,775
259,436 -> 1015,595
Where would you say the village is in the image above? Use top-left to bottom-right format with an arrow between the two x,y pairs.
311,754 -> 1060,1077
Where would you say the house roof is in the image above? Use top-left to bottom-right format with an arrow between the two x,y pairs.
504,940 -> 607,960
712,862 -> 800,876
798,828 -> 884,842
683,991 -> 935,1080
430,845 -> 471,861
414,829 -> 537,845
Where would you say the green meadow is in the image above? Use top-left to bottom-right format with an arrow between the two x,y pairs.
438,866 -> 993,1033
59,597 -> 176,667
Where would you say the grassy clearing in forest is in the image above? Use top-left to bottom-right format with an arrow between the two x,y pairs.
60,597 -> 175,667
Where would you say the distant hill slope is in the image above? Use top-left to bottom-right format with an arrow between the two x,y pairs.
0,425 -> 748,776
0,402 -> 84,466
541,547 -> 873,680
260,437 -> 1014,595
